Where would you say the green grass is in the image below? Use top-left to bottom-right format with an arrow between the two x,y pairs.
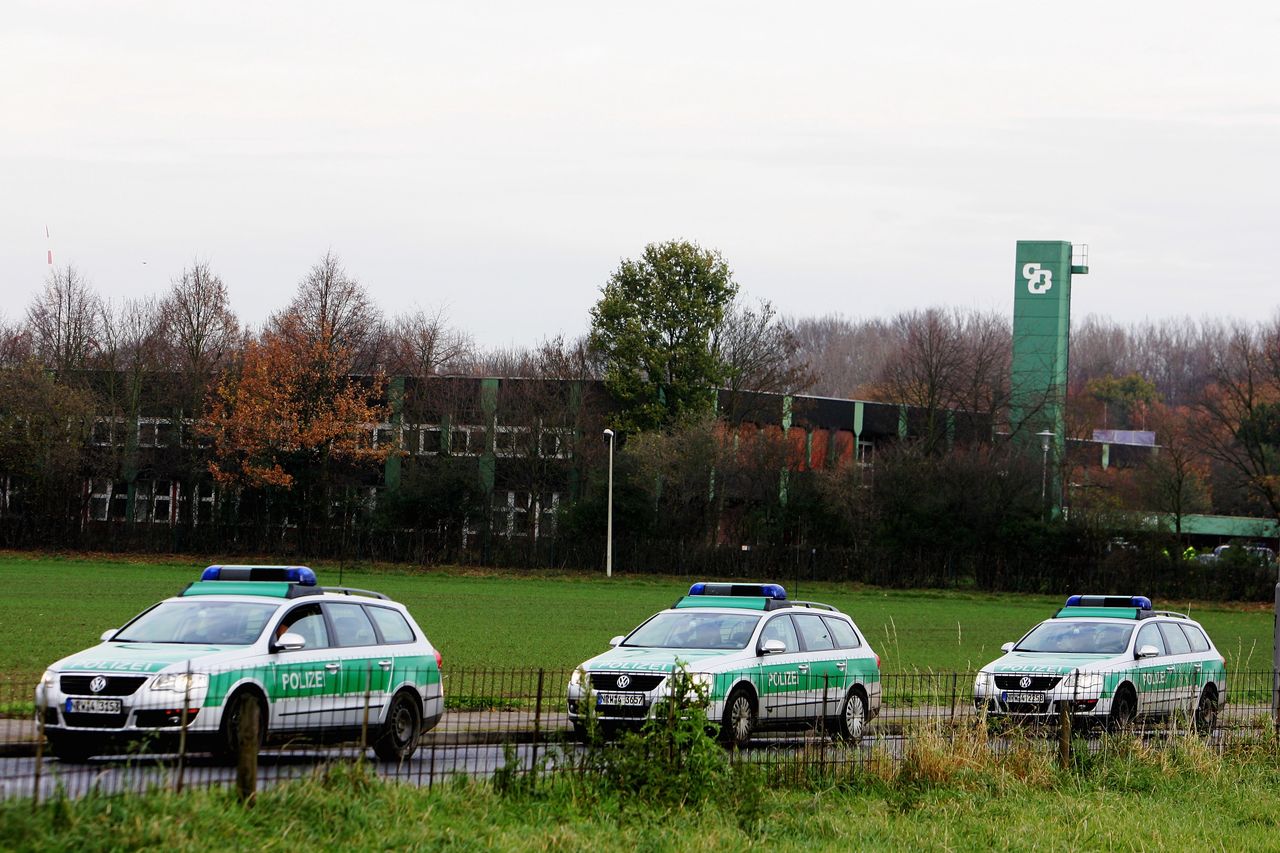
5,742 -> 1280,850
0,552 -> 1272,688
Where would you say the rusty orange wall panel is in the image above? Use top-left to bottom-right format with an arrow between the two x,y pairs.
786,427 -> 808,470
809,429 -> 830,470
833,430 -> 854,466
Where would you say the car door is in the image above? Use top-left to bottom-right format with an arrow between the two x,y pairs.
269,603 -> 342,732
1133,622 -> 1172,716
324,602 -> 390,730
1157,622 -> 1197,717
791,613 -> 844,720
823,615 -> 867,696
754,614 -> 805,724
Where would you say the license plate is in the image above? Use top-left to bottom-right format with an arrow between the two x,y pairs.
1003,691 -> 1045,704
597,692 -> 646,707
66,698 -> 122,714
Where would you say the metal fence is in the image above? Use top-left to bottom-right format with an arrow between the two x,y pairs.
2,666 -> 1277,802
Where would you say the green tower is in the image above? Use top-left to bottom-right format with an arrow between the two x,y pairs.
1010,240 -> 1088,514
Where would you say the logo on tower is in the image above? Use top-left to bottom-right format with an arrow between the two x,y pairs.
1022,263 -> 1053,295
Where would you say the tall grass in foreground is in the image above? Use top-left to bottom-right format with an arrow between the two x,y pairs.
7,725 -> 1280,852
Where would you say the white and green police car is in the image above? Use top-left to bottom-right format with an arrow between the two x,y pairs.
973,595 -> 1226,732
35,565 -> 444,762
567,582 -> 881,747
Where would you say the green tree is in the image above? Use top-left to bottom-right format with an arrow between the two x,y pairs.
1085,372 -> 1160,430
589,241 -> 737,432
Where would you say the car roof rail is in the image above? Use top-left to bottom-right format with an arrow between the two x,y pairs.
786,600 -> 841,613
321,586 -> 390,601
1150,610 -> 1189,620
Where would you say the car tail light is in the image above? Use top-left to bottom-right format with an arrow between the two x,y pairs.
434,649 -> 442,669
875,654 -> 881,670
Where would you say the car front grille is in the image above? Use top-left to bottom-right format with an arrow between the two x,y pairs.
60,675 -> 149,696
589,673 -> 666,692
994,675 -> 1063,691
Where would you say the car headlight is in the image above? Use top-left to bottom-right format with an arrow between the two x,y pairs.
39,670 -> 56,689
151,673 -> 209,693
1070,672 -> 1102,693
973,671 -> 992,694
569,669 -> 582,687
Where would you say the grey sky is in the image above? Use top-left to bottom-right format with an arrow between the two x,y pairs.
3,1 -> 1276,348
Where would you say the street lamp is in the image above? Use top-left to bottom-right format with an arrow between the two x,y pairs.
603,428 -> 615,578
1037,430 -> 1055,511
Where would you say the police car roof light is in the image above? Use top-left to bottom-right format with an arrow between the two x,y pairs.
688,582 -> 786,600
1064,594 -> 1152,610
201,565 -> 318,586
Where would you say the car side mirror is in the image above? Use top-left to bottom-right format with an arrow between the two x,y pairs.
608,635 -> 626,647
1136,644 -> 1160,659
100,629 -> 118,642
1001,642 -> 1015,653
275,632 -> 306,652
760,639 -> 786,655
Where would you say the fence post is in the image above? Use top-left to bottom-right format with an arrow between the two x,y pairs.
32,688 -> 45,809
949,673 -> 958,734
175,661 -> 191,793
1059,696 -> 1070,768
360,663 -> 372,758
236,699 -> 259,805
531,669 -> 544,783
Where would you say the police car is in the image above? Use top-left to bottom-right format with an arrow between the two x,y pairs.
567,583 -> 881,747
34,565 -> 444,762
973,595 -> 1226,732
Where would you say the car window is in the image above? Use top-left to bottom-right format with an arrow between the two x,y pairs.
1014,621 -> 1133,654
367,606 -> 416,644
1135,623 -> 1166,656
794,614 -> 835,651
1158,622 -> 1192,655
824,616 -> 861,649
115,600 -> 279,645
622,612 -> 761,650
759,615 -> 799,653
1180,624 -> 1211,653
328,602 -> 379,647
278,604 -> 330,650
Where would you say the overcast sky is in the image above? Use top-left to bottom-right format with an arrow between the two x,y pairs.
3,1 -> 1276,348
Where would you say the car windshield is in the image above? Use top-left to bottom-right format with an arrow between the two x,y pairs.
623,612 -> 761,650
114,601 -> 280,645
1014,621 -> 1133,655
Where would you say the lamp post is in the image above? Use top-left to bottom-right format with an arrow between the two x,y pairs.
603,428 -> 615,578
1037,429 -> 1055,513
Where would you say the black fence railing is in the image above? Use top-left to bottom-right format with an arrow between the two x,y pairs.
3,666 -> 1278,802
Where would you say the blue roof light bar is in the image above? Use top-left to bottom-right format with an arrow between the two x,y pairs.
688,582 -> 786,600
201,565 -> 318,586
1064,594 -> 1151,610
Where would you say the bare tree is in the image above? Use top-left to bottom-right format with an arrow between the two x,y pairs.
159,260 -> 240,383
271,251 -> 381,371
714,298 -> 814,420
1196,318 -> 1280,525
384,306 -> 472,378
789,313 -> 897,399
25,265 -> 101,373
97,296 -> 166,414
0,318 -> 33,367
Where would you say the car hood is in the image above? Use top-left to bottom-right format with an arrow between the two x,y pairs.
578,646 -> 738,673
983,651 -> 1118,674
51,642 -> 253,675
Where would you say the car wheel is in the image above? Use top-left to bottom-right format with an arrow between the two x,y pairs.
217,689 -> 266,763
837,689 -> 868,744
1108,686 -> 1137,732
374,690 -> 423,762
47,732 -> 95,763
1194,687 -> 1219,736
720,687 -> 756,749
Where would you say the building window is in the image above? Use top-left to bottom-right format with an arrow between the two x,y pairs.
491,491 -> 560,539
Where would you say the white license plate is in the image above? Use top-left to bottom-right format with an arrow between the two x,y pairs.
1003,691 -> 1045,704
597,692 -> 646,707
66,698 -> 122,714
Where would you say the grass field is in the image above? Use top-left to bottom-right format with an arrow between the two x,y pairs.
1,552 -> 1273,685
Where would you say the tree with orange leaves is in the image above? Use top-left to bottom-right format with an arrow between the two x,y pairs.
200,315 -> 389,493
